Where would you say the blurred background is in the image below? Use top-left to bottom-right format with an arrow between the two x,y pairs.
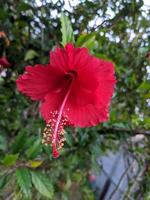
0,0 -> 150,199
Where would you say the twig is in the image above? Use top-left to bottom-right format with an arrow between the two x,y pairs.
122,167 -> 146,200
99,127 -> 150,136
109,160 -> 137,200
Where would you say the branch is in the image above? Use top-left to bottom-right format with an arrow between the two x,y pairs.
122,166 -> 146,199
109,160 -> 137,200
93,15 -> 122,31
99,127 -> 150,136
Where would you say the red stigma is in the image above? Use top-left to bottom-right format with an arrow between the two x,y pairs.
52,144 -> 59,158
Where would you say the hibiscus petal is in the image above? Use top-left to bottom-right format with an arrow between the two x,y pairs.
65,57 -> 116,127
96,60 -> 116,106
40,88 -> 68,122
66,45 -> 100,91
16,64 -> 64,101
50,47 -> 68,72
68,83 -> 97,107
66,103 -> 109,127
98,59 -> 116,80
66,80 -> 110,127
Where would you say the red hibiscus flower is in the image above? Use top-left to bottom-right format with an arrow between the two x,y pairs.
0,57 -> 10,73
16,43 -> 116,158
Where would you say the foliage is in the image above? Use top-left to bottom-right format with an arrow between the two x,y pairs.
16,168 -> 32,198
0,0 -> 150,199
61,12 -> 75,46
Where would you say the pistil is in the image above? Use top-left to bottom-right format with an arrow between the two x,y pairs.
42,71 -> 76,158
51,74 -> 75,157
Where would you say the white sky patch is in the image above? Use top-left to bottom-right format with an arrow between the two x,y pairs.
35,0 -> 81,10
106,7 -> 115,18
141,0 -> 150,17
51,9 -> 58,18
35,0 -> 150,10
142,0 -> 150,8
64,0 -> 81,10
35,0 -> 150,26
146,66 -> 150,80
146,99 -> 150,107
88,17 -> 103,29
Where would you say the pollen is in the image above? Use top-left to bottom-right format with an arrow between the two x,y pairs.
42,110 -> 68,157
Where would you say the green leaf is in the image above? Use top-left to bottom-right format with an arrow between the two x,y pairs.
76,33 -> 96,50
2,154 -> 19,166
0,135 -> 7,151
138,81 -> 150,91
31,171 -> 54,199
60,12 -> 75,46
25,139 -> 41,159
16,168 -> 32,198
11,131 -> 27,153
18,2 -> 31,11
24,50 -> 38,61
0,174 -> 9,190
65,131 -> 73,147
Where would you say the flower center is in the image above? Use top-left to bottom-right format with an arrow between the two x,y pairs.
65,70 -> 77,80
